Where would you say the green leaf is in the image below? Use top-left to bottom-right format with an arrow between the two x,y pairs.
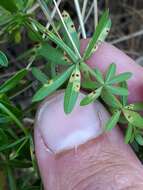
80,87 -> 102,106
64,65 -> 81,114
32,66 -> 74,102
0,102 -> 26,134
10,138 -> 28,160
6,163 -> 17,190
0,137 -> 26,152
0,51 -> 8,67
135,134 -> 143,146
0,69 -> 28,94
0,0 -> 18,13
2,160 -> 32,168
31,67 -> 48,84
120,81 -> 128,106
123,109 -> 143,128
62,11 -> 80,51
29,135 -> 38,171
108,72 -> 132,84
80,61 -> 93,82
101,89 -> 122,108
94,68 -> 104,84
0,128 -> 8,144
105,110 -> 121,131
47,31 -> 79,63
0,114 -> 11,124
105,63 -> 116,82
125,124 -> 133,144
81,80 -> 99,90
37,43 -> 71,65
0,100 -> 22,118
83,10 -> 111,60
118,114 -> 128,124
106,85 -> 128,96
125,102 -> 143,111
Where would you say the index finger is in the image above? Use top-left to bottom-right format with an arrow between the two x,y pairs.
81,40 -> 143,103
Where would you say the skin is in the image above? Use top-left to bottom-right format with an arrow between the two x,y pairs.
35,41 -> 143,190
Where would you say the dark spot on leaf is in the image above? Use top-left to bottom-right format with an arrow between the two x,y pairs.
83,71 -> 86,74
64,57 -> 68,61
62,13 -> 68,18
76,84 -> 79,88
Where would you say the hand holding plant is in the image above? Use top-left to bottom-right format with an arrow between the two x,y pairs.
35,41 -> 143,190
0,0 -> 143,189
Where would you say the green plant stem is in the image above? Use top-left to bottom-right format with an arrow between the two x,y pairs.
37,0 -> 60,38
82,0 -> 88,19
26,56 -> 36,70
6,161 -> 17,190
27,3 -> 39,14
0,103 -> 27,135
74,0 -> 86,39
81,61 -> 99,80
52,0 -> 81,59
94,0 -> 98,29
46,0 -> 62,29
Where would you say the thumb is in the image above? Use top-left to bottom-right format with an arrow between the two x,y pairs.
34,91 -> 143,190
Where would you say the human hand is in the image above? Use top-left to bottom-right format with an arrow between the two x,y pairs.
34,41 -> 143,190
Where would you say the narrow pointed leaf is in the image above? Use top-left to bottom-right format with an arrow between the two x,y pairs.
80,87 -> 102,106
0,102 -> 25,134
125,124 -> 133,144
29,135 -> 37,170
106,110 -> 121,131
125,102 -> 143,111
105,63 -> 116,82
118,114 -> 128,124
123,109 -> 143,128
108,72 -> 132,84
81,81 -> 99,90
83,10 -> 111,60
101,89 -> 122,108
37,43 -> 71,65
10,138 -> 28,160
80,63 -> 91,81
94,68 -> 104,84
33,66 -> 74,102
135,134 -> 143,146
64,65 -> 81,114
32,67 -> 48,84
106,85 -> 128,96
0,0 -> 18,13
120,81 -> 128,106
0,51 -> 8,67
0,100 -> 22,118
0,114 -> 11,124
0,128 -> 8,144
0,69 -> 28,94
47,31 -> 79,63
0,137 -> 26,152
62,11 -> 80,51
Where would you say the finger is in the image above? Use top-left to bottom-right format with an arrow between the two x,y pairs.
81,40 -> 143,102
35,91 -> 143,190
